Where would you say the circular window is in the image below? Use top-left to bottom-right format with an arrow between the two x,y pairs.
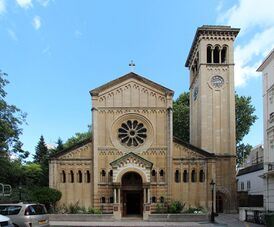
118,120 -> 147,147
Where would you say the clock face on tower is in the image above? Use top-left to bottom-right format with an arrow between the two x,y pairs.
210,75 -> 224,88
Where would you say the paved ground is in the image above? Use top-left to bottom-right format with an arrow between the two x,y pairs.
50,214 -> 265,227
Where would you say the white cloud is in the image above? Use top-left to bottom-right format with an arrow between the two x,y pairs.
16,0 -> 32,9
0,0 -> 6,15
37,0 -> 51,7
32,16 -> 41,30
7,29 -> 18,41
74,30 -> 82,38
217,0 -> 274,87
42,45 -> 51,56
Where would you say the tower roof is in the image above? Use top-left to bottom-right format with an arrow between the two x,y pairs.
185,25 -> 240,67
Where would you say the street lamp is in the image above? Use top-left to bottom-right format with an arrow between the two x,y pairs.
18,186 -> 22,201
210,179 -> 215,223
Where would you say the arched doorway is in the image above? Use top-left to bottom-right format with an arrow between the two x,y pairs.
121,172 -> 143,216
216,193 -> 224,213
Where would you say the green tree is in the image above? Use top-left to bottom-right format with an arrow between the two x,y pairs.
0,71 -> 28,159
56,137 -> 64,151
63,125 -> 91,148
173,92 -> 257,166
33,135 -> 48,164
173,92 -> 190,142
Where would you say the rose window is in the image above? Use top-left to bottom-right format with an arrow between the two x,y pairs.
118,120 -> 147,147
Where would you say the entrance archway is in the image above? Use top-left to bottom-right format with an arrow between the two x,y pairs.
121,172 -> 143,216
216,193 -> 224,213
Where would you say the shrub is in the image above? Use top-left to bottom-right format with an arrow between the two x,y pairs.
168,200 -> 185,213
31,187 -> 62,211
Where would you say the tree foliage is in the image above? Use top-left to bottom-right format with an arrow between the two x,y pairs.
33,135 -> 48,164
63,125 -> 91,149
0,71 -> 28,159
31,187 -> 62,210
173,92 -> 190,143
173,92 -> 257,165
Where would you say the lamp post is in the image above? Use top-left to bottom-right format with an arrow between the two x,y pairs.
18,186 -> 22,201
210,179 -> 215,223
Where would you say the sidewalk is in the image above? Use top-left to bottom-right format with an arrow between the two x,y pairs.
50,214 -> 265,227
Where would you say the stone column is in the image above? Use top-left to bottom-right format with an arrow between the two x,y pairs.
114,188 -> 117,203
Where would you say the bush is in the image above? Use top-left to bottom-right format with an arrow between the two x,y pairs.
87,207 -> 102,214
168,200 -> 185,213
31,187 -> 62,211
184,206 -> 205,214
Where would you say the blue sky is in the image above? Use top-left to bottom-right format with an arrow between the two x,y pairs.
1,0 -> 273,157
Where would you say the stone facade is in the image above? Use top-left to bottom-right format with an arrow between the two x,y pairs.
49,25 -> 239,218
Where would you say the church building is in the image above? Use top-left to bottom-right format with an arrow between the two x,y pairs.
49,25 -> 240,219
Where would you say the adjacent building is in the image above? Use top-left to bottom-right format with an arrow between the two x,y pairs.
49,25 -> 240,219
257,48 -> 274,212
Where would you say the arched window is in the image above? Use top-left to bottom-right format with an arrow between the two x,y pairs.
213,46 -> 220,63
207,45 -> 212,63
175,170 -> 180,183
191,170 -> 196,182
109,197 -> 114,203
109,170 -> 113,182
199,170 -> 205,182
159,169 -> 165,182
183,170 -> 189,183
86,170 -> 91,183
151,170 -> 157,182
101,197 -> 106,203
151,196 -> 156,203
221,46 -> 227,63
160,196 -> 165,203
70,170 -> 74,183
101,170 -> 106,182
78,170 -> 82,183
61,170 -> 66,183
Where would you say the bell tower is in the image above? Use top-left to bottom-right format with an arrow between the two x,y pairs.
185,25 -> 240,156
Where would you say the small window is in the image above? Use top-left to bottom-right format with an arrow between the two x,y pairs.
151,170 -> 157,182
109,170 -> 113,182
199,170 -> 205,182
101,170 -> 106,182
241,182 -> 244,190
183,170 -> 189,183
78,170 -> 82,183
213,46 -> 220,63
61,170 -> 66,183
109,197 -> 114,203
160,197 -> 165,203
70,170 -> 74,183
86,170 -> 91,183
101,170 -> 106,176
221,46 -> 227,63
151,196 -> 156,203
159,169 -> 164,176
207,45 -> 212,63
151,170 -> 156,176
175,170 -> 180,183
191,170 -> 196,182
247,181 -> 251,191
101,197 -> 106,203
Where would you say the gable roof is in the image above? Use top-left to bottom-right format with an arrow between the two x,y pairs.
50,137 -> 92,159
89,72 -> 174,96
110,152 -> 153,168
257,48 -> 274,72
237,163 -> 264,176
173,136 -> 215,158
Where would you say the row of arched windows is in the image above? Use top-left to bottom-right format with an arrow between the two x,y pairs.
100,169 -> 113,182
151,169 -> 165,182
207,45 -> 228,64
61,170 -> 91,183
174,169 -> 205,183
100,197 -> 114,204
151,196 -> 165,203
